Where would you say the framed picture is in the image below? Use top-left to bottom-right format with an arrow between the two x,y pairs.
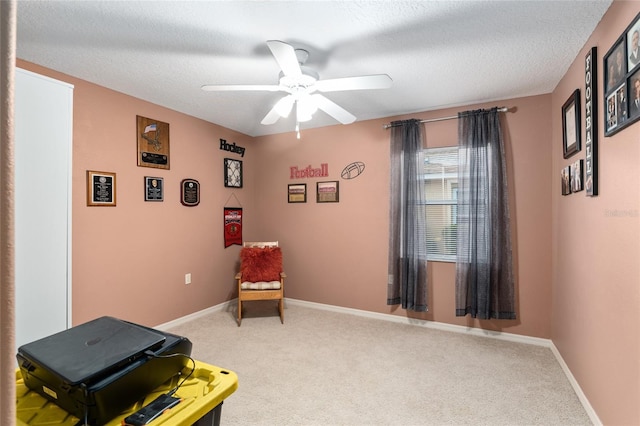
561,166 -> 571,196
571,159 -> 584,193
562,89 -> 581,159
87,170 -> 116,206
181,178 -> 200,207
604,12 -> 640,137
316,181 -> 339,203
224,158 -> 243,188
606,90 -> 619,133
627,15 -> 640,73
605,40 -> 626,93
629,68 -> 640,119
288,184 -> 307,203
136,115 -> 170,170
144,176 -> 163,201
616,83 -> 628,127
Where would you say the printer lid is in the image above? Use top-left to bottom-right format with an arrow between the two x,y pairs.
18,316 -> 166,385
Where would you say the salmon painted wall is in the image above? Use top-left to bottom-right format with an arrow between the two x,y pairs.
551,1 -> 640,425
18,58 -> 553,338
17,60 -> 258,328
253,95 -> 553,339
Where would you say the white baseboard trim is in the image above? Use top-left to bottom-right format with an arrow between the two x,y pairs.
154,300 -> 234,331
156,297 -> 599,424
286,298 -> 552,346
549,342 -> 602,426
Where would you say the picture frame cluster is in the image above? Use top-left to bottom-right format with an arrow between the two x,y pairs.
604,11 -> 640,136
87,115 -> 243,207
562,12 -> 640,197
561,160 -> 584,196
560,88 -> 587,197
288,181 -> 339,203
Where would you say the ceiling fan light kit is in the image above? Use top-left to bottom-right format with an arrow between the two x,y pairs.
201,40 -> 392,136
296,95 -> 318,122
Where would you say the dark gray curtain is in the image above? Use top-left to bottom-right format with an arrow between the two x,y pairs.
455,108 -> 515,319
387,119 -> 428,312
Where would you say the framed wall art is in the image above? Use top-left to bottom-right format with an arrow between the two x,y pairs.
224,158 -> 243,188
562,89 -> 581,159
181,178 -> 200,206
604,11 -> 640,136
137,115 -> 170,169
288,184 -> 307,203
584,47 -> 598,197
223,207 -> 243,247
561,166 -> 571,196
316,181 -> 339,203
571,159 -> 584,193
87,170 -> 116,206
629,67 -> 640,119
144,176 -> 163,202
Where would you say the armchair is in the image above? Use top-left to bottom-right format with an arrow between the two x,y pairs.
235,241 -> 285,326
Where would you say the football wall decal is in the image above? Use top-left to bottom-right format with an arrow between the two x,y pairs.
341,161 -> 366,179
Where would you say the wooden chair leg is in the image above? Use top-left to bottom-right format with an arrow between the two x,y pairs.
278,298 -> 284,324
237,299 -> 242,326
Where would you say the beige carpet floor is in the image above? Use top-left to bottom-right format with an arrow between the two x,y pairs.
166,302 -> 592,426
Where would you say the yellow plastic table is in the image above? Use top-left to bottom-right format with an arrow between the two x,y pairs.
16,360 -> 238,426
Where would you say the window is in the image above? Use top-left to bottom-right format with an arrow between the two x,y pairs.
423,146 -> 458,262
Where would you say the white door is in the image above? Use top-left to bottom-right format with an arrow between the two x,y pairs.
15,68 -> 73,349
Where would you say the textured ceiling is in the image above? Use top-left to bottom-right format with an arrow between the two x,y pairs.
16,0 -> 612,137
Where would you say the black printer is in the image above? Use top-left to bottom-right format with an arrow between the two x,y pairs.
16,316 -> 192,425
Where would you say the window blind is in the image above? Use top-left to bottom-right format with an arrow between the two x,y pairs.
423,146 -> 458,261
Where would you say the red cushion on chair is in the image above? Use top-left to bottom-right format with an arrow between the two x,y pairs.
240,247 -> 282,282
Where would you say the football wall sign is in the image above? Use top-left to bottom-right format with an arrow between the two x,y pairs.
289,163 -> 329,179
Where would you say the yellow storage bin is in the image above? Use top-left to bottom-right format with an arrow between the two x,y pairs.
16,360 -> 238,426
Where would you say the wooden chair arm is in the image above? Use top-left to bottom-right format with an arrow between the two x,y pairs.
235,272 -> 242,280
280,272 -> 287,278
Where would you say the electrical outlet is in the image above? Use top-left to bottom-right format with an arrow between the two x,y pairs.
185,273 -> 191,285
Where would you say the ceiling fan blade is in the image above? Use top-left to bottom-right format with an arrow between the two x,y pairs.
201,84 -> 281,92
261,95 -> 295,125
310,94 -> 356,124
267,40 -> 302,77
315,74 -> 392,92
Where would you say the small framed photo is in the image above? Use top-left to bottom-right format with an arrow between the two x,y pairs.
629,69 -> 640,118
571,159 -> 584,193
288,184 -> 307,203
627,16 -> 640,73
605,40 -> 626,93
561,166 -> 571,196
316,181 -> 339,203
87,170 -> 116,206
224,158 -> 243,188
616,83 -> 628,127
144,176 -> 163,202
562,89 -> 581,159
606,90 -> 619,133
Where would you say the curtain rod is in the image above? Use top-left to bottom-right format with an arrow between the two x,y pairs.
382,106 -> 509,129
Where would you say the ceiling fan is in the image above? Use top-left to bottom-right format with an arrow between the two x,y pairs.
201,40 -> 392,135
